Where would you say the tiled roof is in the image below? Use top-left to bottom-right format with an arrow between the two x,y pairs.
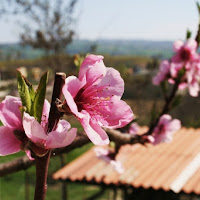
53,127 -> 200,194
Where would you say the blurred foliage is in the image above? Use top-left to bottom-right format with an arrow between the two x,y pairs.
0,0 -> 79,54
0,53 -> 199,128
0,39 -> 173,61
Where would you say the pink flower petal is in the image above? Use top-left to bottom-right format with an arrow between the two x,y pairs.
143,135 -> 155,143
160,60 -> 170,73
25,150 -> 34,160
153,132 -> 173,145
178,82 -> 187,90
94,147 -> 124,174
110,160 -> 124,174
41,99 -> 50,129
46,127 -> 77,149
23,112 -> 47,144
79,54 -> 105,82
185,39 -> 197,52
96,67 -> 124,99
55,120 -> 71,132
153,114 -> 181,145
64,76 -> 85,98
172,39 -> 198,63
0,96 -> 22,130
62,85 -> 84,118
170,63 -> 183,78
152,60 -> 170,85
129,123 -> 139,135
152,73 -> 165,85
62,77 -> 85,118
0,126 -> 21,156
167,119 -> 181,132
173,40 -> 183,52
95,97 -> 134,129
188,81 -> 199,97
159,114 -> 172,125
80,111 -> 109,145
42,100 -> 50,122
94,147 -> 109,157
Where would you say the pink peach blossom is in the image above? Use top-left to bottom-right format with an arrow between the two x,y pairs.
185,62 -> 200,97
152,60 -> 170,85
153,39 -> 200,97
152,114 -> 181,145
172,39 -> 198,63
0,96 -> 76,157
0,96 -> 23,155
129,122 -> 139,135
0,97 -> 52,156
169,61 -> 200,96
62,54 -> 134,145
94,147 -> 124,174
169,39 -> 200,96
22,102 -> 77,150
170,62 -> 184,79
142,135 -> 155,143
128,123 -> 155,144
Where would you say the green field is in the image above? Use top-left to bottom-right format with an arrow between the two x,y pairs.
0,143 -> 110,200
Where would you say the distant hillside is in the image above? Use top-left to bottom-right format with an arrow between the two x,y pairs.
0,39 -> 173,60
67,39 -> 173,58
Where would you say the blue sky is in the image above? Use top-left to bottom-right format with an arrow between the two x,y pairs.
0,0 -> 199,43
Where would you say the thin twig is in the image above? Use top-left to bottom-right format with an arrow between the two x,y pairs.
47,72 -> 66,132
34,72 -> 66,200
147,79 -> 180,135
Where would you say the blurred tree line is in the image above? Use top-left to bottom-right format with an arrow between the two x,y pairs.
0,0 -> 79,54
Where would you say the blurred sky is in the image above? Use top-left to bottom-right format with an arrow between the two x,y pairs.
0,0 -> 199,43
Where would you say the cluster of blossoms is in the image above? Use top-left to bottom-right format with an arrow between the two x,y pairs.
0,54 -> 134,158
0,53 -> 183,174
94,147 -> 124,173
153,39 -> 200,97
62,54 -> 134,145
0,42 -> 197,200
0,96 -> 77,157
152,114 -> 181,145
127,115 -> 181,145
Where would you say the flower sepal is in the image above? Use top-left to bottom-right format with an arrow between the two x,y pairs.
28,141 -> 49,158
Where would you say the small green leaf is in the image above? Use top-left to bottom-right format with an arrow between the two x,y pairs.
17,70 -> 33,113
19,106 -> 26,119
196,2 -> 200,46
171,95 -> 182,109
33,72 -> 48,123
197,2 -> 200,13
24,78 -> 35,103
21,73 -> 35,116
186,29 -> 192,39
177,67 -> 186,79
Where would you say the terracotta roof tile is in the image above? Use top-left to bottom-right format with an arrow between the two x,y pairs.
53,127 -> 200,194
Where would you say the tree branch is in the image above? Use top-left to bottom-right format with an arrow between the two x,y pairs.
0,156 -> 34,177
147,78 -> 180,135
0,128 -> 149,177
34,72 -> 66,200
47,72 -> 66,132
